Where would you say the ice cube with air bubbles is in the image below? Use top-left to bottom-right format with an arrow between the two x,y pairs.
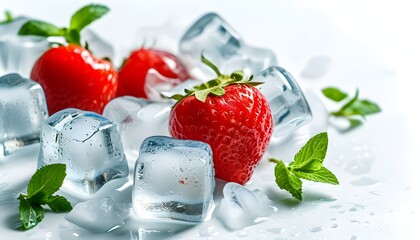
37,108 -> 129,199
133,136 -> 215,222
0,73 -> 48,157
255,66 -> 312,140
216,182 -> 275,230
103,97 -> 172,163
179,12 -> 277,80
65,197 -> 125,233
0,16 -> 115,77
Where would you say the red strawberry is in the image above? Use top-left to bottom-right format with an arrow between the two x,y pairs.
30,45 -> 117,114
169,56 -> 273,184
117,48 -> 189,98
18,4 -> 116,114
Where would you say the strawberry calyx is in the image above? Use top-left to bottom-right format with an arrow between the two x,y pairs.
17,4 -> 109,48
169,55 -> 263,103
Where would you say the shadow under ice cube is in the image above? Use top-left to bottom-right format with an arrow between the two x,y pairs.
133,136 -> 215,222
38,109 -> 128,198
179,13 -> 277,80
0,73 -> 48,156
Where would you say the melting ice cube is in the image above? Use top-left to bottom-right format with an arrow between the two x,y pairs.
103,97 -> 172,163
133,136 -> 215,222
216,182 -> 275,230
37,109 -> 128,198
179,12 -> 277,80
65,197 -> 125,233
255,66 -> 312,139
0,73 -> 48,156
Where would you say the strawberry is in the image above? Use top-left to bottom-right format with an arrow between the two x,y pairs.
117,48 -> 189,98
169,56 -> 273,184
18,4 -> 116,114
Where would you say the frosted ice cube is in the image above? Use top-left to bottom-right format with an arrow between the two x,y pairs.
0,17 -> 114,77
103,97 -> 172,163
255,66 -> 312,139
216,182 -> 274,229
65,197 -> 124,233
0,17 -> 49,77
179,13 -> 277,80
38,109 -> 129,198
0,73 -> 48,156
133,136 -> 215,222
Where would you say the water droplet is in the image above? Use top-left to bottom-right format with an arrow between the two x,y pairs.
350,235 -> 358,240
349,207 -> 358,212
236,231 -> 248,238
330,205 -> 342,209
309,226 -> 323,232
265,228 -> 285,234
330,224 -> 338,228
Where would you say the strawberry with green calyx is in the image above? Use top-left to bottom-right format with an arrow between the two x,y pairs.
18,4 -> 116,114
169,56 -> 274,184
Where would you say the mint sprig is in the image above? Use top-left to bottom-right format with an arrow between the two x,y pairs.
18,4 -> 109,47
0,10 -> 13,25
269,132 -> 339,201
169,55 -> 262,103
322,87 -> 381,128
18,164 -> 72,230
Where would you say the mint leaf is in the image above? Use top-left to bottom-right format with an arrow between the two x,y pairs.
70,4 -> 109,32
274,160 -> 302,201
47,195 -> 72,212
293,166 -> 339,185
17,164 -> 71,230
271,132 -> 339,201
0,10 -> 13,25
352,99 -> 381,115
18,194 -> 44,230
18,20 -> 65,37
291,132 -> 328,166
322,87 -> 348,102
27,164 -> 66,203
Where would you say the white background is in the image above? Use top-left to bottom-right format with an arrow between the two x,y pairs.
1,0 -> 420,239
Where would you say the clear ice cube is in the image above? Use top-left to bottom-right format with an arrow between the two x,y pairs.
0,17 -> 114,77
37,109 -> 129,198
255,66 -> 312,139
0,17 -> 49,77
103,97 -> 172,163
0,73 -> 48,156
179,13 -> 277,80
144,69 -> 185,102
132,136 -> 215,222
65,197 -> 125,233
216,182 -> 274,229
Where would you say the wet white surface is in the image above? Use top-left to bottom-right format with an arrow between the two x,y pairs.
1,0 -> 419,239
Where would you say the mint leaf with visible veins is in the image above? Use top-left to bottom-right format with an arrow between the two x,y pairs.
18,164 -> 72,230
270,132 -> 339,201
322,87 -> 348,102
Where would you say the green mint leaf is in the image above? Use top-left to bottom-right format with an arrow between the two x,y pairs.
293,166 -> 339,185
47,195 -> 72,213
270,132 -> 339,201
27,164 -> 66,203
274,160 -> 303,201
70,4 -> 109,32
0,10 -> 13,25
291,132 -> 328,167
352,99 -> 381,115
18,194 -> 44,230
322,87 -> 348,102
18,20 -> 65,37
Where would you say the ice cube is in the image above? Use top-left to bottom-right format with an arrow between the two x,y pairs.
0,17 -> 114,77
216,182 -> 275,229
255,66 -> 312,140
65,197 -> 125,233
0,73 -> 48,157
103,97 -> 172,163
179,13 -> 277,80
132,136 -> 215,222
37,109 -> 129,198
0,17 -> 49,77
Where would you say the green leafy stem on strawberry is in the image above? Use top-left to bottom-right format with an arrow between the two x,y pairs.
17,4 -> 109,48
169,55 -> 263,103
